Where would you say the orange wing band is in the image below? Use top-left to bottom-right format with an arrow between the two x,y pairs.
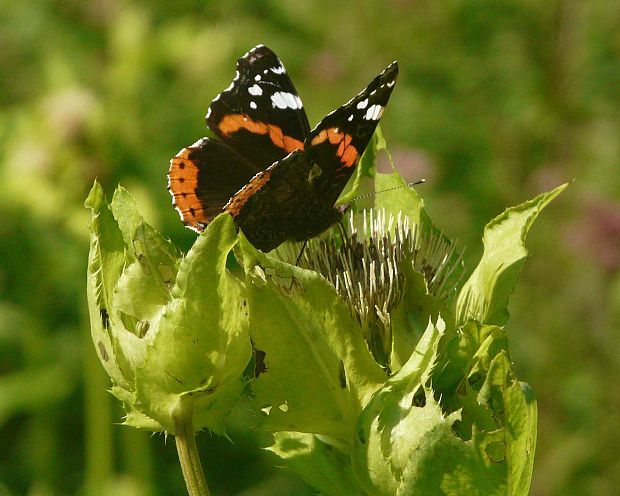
168,148 -> 207,231
310,127 -> 359,168
218,114 -> 304,154
224,168 -> 273,217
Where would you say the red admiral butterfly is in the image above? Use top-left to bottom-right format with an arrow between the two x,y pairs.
168,45 -> 398,251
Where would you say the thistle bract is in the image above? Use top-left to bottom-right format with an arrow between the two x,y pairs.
85,182 -> 251,435
242,169 -> 566,495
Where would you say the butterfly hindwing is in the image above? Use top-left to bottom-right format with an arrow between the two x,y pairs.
168,137 -> 260,231
225,150 -> 343,251
206,45 -> 310,169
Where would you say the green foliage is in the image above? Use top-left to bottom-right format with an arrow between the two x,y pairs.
86,182 -> 251,435
238,236 -> 386,444
86,147 -> 563,493
457,184 -> 569,327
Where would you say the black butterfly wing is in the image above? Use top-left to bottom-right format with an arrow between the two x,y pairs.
169,45 -> 310,232
225,61 -> 398,251
224,150 -> 342,251
305,61 -> 398,206
206,45 -> 311,169
168,137 -> 261,232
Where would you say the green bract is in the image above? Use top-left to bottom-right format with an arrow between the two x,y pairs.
85,134 -> 566,494
85,183 -> 251,435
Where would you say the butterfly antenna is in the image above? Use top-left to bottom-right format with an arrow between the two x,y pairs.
295,239 -> 308,266
350,179 -> 426,203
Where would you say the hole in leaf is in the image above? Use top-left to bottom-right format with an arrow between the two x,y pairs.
132,239 -> 151,275
356,425 -> 366,445
100,308 -> 109,329
254,348 -> 267,377
261,405 -> 273,415
158,263 -> 175,287
135,320 -> 150,338
451,419 -> 471,441
278,402 -> 289,413
412,387 -> 426,407
97,341 -> 109,361
117,311 -> 149,339
485,441 -> 506,463
468,371 -> 484,391
338,360 -> 347,389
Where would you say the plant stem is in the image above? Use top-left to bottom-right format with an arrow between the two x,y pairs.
174,403 -> 210,496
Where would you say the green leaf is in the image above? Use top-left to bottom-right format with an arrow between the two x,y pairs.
390,263 -> 445,372
269,432 -> 357,496
133,214 -> 251,434
87,185 -> 250,435
432,321 -> 508,413
393,409 -> 507,496
505,381 -> 537,496
457,183 -> 568,326
85,181 -> 134,390
240,235 -> 386,447
86,183 -> 182,401
110,186 -> 180,286
351,317 -> 534,495
477,353 -> 538,496
352,318 -> 445,495
110,186 -> 180,333
352,321 -> 536,496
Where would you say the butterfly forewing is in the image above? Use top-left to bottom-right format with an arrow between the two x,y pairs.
304,61 -> 398,204
206,45 -> 310,169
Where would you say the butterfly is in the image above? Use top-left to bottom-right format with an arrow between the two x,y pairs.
168,44 -> 397,251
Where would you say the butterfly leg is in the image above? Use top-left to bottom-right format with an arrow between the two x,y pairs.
295,239 -> 308,266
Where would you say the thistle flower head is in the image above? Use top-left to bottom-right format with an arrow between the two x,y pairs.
278,208 -> 463,368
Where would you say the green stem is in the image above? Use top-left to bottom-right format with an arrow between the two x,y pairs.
174,402 -> 210,496
83,332 -> 113,494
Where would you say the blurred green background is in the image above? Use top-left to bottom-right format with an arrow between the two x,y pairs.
1,0 -> 619,494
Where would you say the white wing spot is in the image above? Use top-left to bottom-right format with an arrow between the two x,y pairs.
370,90 -> 377,96
250,101 -> 257,109
271,91 -> 301,109
270,65 -> 286,74
206,107 -> 212,119
248,84 -> 263,96
224,81 -> 235,91
348,114 -> 354,122
263,69 -> 268,74
387,80 -> 395,87
356,98 -> 369,109
332,127 -> 339,133
255,74 -> 261,81
364,104 -> 384,120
